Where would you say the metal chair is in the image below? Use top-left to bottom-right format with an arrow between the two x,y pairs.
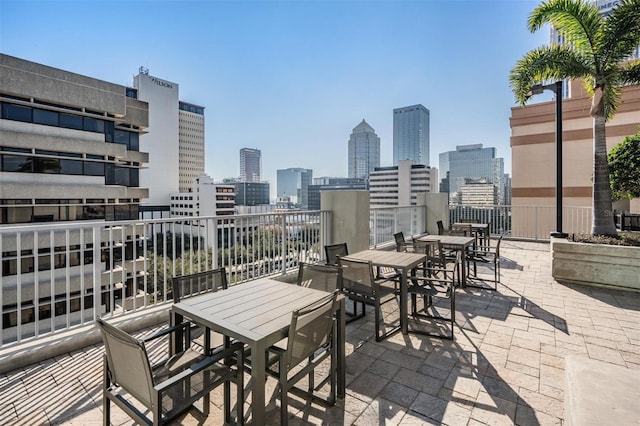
324,243 -> 366,322
297,262 -> 342,292
406,252 -> 459,340
172,268 -> 228,354
338,256 -> 400,341
266,292 -> 339,425
96,317 -> 245,425
467,235 -> 503,291
324,242 -> 348,266
393,231 -> 412,252
436,220 -> 445,235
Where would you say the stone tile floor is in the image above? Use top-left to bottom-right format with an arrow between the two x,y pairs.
1,240 -> 639,425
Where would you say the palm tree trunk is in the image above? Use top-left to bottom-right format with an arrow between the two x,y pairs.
591,114 -> 617,236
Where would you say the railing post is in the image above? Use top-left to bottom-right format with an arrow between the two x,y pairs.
92,223 -> 102,321
281,213 -> 287,275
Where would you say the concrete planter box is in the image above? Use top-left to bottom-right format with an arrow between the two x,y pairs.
551,239 -> 640,291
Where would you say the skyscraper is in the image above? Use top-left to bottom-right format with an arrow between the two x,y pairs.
393,104 -> 430,166
178,101 -> 206,192
369,160 -> 437,207
348,119 -> 380,179
240,148 -> 261,182
277,168 -> 312,208
439,144 -> 506,204
134,68 -> 205,215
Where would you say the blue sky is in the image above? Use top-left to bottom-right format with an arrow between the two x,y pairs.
1,0 -> 551,189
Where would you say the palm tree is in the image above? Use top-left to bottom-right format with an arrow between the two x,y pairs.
510,0 -> 640,236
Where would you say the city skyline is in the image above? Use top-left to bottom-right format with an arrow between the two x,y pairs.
1,0 -> 549,191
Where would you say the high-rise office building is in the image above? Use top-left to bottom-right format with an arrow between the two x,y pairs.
307,178 -> 367,210
369,160 -> 437,207
439,144 -> 506,204
179,101 -> 205,192
348,119 -> 380,179
234,181 -> 270,206
393,104 -> 430,166
277,168 -> 312,209
134,68 -> 205,215
240,148 -> 261,182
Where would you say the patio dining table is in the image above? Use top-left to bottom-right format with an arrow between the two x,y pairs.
170,277 -> 346,423
417,234 -> 476,287
452,222 -> 489,245
342,249 -> 426,335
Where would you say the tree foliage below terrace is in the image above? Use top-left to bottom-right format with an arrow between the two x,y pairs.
608,131 -> 640,201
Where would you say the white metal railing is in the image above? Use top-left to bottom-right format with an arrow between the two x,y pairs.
0,210 -> 330,348
448,204 -> 592,239
1,203 -> 594,348
370,205 -> 426,247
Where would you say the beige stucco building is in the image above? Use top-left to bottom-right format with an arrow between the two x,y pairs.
510,80 -> 640,236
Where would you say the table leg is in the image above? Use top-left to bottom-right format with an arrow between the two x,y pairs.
400,269 -> 408,334
461,247 -> 467,287
251,340 -> 266,422
337,298 -> 346,399
171,311 -> 184,355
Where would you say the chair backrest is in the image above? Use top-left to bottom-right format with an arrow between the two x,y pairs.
436,220 -> 445,235
448,224 -> 472,236
494,235 -> 503,256
96,318 -> 155,409
324,243 -> 348,266
459,218 -> 480,224
393,232 -> 406,251
297,263 -> 342,292
172,268 -> 228,303
338,257 -> 376,296
285,291 -> 337,369
413,238 -> 445,267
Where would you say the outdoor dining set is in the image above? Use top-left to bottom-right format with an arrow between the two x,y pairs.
95,220 -> 502,425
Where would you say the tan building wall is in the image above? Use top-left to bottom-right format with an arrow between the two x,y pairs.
510,81 -> 640,236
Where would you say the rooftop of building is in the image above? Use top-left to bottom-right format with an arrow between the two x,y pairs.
2,240 -> 638,425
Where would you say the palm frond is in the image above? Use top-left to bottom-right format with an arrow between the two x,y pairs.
620,60 -> 640,85
602,79 -> 622,121
601,0 -> 640,66
509,44 -> 591,104
528,0 -> 603,55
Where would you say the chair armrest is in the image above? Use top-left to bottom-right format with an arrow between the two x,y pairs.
141,321 -> 191,343
154,341 -> 244,392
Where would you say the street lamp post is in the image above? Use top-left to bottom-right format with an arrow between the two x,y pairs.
529,81 -> 568,238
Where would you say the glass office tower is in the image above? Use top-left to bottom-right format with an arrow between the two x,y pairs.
393,104 -> 430,166
348,119 -> 380,180
240,148 -> 261,182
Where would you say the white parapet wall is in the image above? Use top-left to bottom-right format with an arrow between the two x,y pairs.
551,238 -> 640,291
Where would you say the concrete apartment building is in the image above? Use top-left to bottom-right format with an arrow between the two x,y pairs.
134,69 -> 205,217
170,174 -> 235,247
369,160 -> 438,208
510,80 -> 640,234
0,54 -> 150,335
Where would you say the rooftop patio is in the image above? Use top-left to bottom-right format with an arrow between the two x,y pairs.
2,240 -> 639,425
